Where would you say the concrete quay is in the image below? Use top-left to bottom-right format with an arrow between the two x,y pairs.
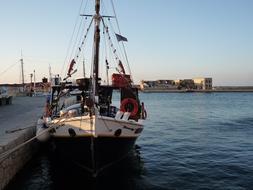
0,96 -> 45,190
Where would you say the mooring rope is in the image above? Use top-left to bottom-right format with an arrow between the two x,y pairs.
0,126 -> 52,162
0,117 -> 66,162
110,0 -> 132,80
61,0 -> 87,76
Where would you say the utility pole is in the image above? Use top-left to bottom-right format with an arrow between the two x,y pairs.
20,56 -> 25,92
30,73 -> 33,84
33,70 -> 36,96
49,64 -> 52,83
30,73 -> 33,96
20,50 -> 25,92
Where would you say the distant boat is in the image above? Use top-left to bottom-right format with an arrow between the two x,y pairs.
36,0 -> 147,176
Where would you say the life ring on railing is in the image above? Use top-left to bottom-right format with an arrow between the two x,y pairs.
141,102 -> 147,119
120,98 -> 139,117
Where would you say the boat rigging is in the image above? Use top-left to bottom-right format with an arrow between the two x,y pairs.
36,0 -> 147,177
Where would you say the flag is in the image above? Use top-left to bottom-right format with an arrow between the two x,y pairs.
118,60 -> 126,74
115,33 -> 128,42
68,59 -> 76,77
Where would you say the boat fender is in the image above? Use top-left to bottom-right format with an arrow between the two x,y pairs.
49,128 -> 56,134
42,123 -> 48,129
114,129 -> 122,137
36,118 -> 50,142
135,128 -> 143,134
120,98 -> 138,117
141,102 -> 147,120
44,102 -> 52,117
68,128 -> 76,137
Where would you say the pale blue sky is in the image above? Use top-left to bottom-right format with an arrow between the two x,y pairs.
0,0 -> 253,85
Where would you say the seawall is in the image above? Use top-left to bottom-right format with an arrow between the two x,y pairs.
0,96 -> 45,190
141,89 -> 253,93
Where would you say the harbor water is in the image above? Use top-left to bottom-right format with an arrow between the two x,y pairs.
6,93 -> 253,190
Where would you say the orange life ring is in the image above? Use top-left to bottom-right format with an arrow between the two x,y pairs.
120,98 -> 139,117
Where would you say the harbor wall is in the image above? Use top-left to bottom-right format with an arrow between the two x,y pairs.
0,127 -> 38,190
141,88 -> 253,93
0,96 -> 45,190
141,90 -> 253,93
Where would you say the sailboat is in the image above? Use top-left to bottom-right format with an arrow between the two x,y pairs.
37,0 -> 147,176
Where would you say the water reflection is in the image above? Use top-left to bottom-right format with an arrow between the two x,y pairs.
7,146 -> 146,190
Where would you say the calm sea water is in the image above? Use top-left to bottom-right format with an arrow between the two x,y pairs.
6,93 -> 253,190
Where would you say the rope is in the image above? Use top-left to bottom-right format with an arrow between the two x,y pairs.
69,17 -> 85,64
0,124 -> 53,162
61,0 -> 86,76
0,114 -> 70,162
101,19 -> 119,62
102,25 -> 107,84
101,0 -> 124,62
64,17 -> 94,80
89,108 -> 96,176
110,0 -> 132,80
101,18 -> 133,87
74,17 -> 94,65
0,62 -> 19,78
100,115 -> 113,132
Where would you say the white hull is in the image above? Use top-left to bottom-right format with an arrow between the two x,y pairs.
49,114 -> 144,138
42,112 -> 144,176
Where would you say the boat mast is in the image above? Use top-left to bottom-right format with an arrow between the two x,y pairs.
92,0 -> 101,98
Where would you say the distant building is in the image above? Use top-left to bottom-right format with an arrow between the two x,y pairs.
193,78 -> 212,90
140,77 -> 213,91
175,79 -> 195,90
140,80 -> 177,91
0,84 -> 23,96
0,77 -> 51,96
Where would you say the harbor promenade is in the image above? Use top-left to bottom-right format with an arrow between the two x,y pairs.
0,96 -> 45,190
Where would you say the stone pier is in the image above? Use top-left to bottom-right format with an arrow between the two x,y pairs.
0,96 -> 45,190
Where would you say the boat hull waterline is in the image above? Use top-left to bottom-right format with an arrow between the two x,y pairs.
39,114 -> 143,176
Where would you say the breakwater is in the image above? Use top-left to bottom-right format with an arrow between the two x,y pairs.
141,86 -> 253,93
